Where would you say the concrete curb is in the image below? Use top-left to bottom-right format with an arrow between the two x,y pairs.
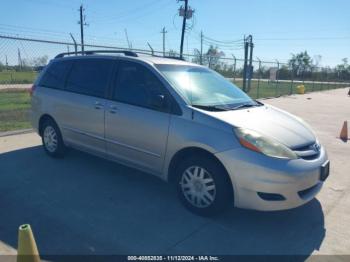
0,129 -> 34,137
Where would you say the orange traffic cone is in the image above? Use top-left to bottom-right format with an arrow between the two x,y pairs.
17,224 -> 40,262
339,121 -> 348,142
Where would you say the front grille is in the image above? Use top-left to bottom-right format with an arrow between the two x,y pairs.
292,142 -> 320,160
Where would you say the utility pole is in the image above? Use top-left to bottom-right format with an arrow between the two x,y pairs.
78,5 -> 88,53
5,55 -> 8,69
275,59 -> 280,96
232,55 -> 237,82
179,0 -> 188,59
242,35 -> 253,93
178,0 -> 194,59
161,27 -> 168,56
256,57 -> 262,98
17,48 -> 22,68
200,30 -> 203,65
242,36 -> 249,92
79,5 -> 84,53
247,35 -> 254,92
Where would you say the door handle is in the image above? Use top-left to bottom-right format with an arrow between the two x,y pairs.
109,105 -> 118,114
94,101 -> 103,110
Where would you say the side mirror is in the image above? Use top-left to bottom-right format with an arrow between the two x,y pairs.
150,94 -> 168,110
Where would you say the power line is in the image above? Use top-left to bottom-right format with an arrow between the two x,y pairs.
0,28 -> 160,50
0,23 -> 69,36
190,29 -> 244,49
90,0 -> 160,21
201,40 -> 244,49
256,36 -> 350,41
90,0 -> 171,24
185,30 -> 244,55
0,30 -> 71,43
22,0 -> 76,10
200,37 -> 244,49
202,35 -> 243,44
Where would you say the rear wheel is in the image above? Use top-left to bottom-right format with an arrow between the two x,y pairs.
175,156 -> 233,216
41,119 -> 66,158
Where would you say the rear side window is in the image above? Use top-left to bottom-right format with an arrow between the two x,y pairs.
113,61 -> 168,110
66,58 -> 114,98
39,60 -> 71,89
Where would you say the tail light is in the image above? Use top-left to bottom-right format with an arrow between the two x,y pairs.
29,84 -> 36,97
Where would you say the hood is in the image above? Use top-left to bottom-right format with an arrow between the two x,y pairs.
204,104 -> 316,148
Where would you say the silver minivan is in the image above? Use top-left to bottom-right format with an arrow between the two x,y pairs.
31,50 -> 330,216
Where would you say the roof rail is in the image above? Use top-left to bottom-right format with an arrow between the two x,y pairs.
54,49 -> 186,62
55,50 -> 138,58
162,55 -> 185,61
135,51 -> 185,61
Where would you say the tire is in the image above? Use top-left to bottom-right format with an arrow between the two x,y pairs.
175,155 -> 233,216
41,118 -> 66,158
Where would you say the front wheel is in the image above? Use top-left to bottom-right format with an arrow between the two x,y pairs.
175,156 -> 233,216
41,119 -> 66,158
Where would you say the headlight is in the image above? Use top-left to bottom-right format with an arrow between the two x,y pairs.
234,127 -> 298,160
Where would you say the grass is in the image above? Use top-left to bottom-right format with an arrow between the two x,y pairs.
0,89 -> 31,132
0,71 -> 38,84
0,78 -> 348,132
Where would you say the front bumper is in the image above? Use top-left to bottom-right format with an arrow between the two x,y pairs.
215,146 -> 328,211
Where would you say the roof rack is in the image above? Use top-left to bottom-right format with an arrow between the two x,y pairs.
134,51 -> 185,61
162,55 -> 185,61
54,49 -> 185,61
55,50 -> 138,58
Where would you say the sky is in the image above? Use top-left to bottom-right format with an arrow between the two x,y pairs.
0,0 -> 349,67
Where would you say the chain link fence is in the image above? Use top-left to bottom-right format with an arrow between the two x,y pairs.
182,53 -> 349,99
0,34 -> 349,132
0,34 -> 349,96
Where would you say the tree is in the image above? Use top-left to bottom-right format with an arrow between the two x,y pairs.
313,55 -> 322,68
192,45 -> 225,70
168,49 -> 179,57
278,65 -> 292,80
288,51 -> 312,76
335,58 -> 350,81
191,48 -> 201,64
336,58 -> 349,71
22,55 -> 49,68
205,45 -> 225,69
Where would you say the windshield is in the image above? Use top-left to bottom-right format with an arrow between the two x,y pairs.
156,64 -> 255,109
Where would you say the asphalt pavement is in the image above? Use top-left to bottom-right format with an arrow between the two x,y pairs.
0,88 -> 349,259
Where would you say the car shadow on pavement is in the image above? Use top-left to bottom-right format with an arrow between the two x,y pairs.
0,145 -> 325,259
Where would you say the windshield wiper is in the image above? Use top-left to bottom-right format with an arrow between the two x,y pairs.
230,102 -> 261,110
192,101 -> 263,112
192,104 -> 231,112
255,100 -> 264,106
